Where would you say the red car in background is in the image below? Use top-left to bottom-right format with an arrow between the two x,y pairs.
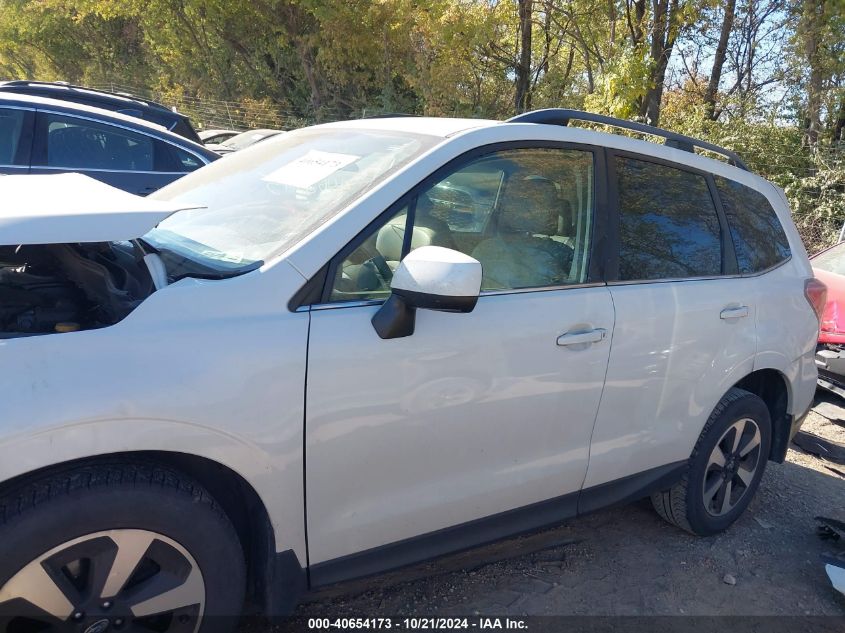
812,242 -> 845,395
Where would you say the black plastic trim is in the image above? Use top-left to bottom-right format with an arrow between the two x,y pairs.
706,173 -> 740,276
309,461 -> 686,587
371,294 -> 417,339
395,288 -> 479,313
288,264 -> 329,312
577,461 -> 686,514
507,108 -> 749,171
264,549 -> 307,616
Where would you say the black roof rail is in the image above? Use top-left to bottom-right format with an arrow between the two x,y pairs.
0,80 -> 177,114
506,108 -> 749,171
360,112 -> 420,119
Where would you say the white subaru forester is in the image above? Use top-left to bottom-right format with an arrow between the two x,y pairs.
0,110 -> 823,631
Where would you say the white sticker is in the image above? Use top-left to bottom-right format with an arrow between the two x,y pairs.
262,150 -> 359,188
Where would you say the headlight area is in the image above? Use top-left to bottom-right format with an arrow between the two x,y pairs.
0,241 -> 155,338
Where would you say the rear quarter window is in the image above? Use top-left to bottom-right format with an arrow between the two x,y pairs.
715,176 -> 790,274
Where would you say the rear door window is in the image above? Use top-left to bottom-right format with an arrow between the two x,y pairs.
616,157 -> 722,281
0,108 -> 27,166
39,113 -> 154,171
715,176 -> 791,274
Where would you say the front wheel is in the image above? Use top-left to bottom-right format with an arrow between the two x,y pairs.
0,461 -> 245,633
652,387 -> 772,536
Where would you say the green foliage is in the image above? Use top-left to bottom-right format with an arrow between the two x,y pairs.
0,0 -> 843,249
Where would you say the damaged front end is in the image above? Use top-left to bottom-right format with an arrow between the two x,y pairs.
0,173 -> 202,339
0,241 -> 155,337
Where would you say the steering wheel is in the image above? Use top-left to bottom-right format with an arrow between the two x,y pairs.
369,252 -> 394,284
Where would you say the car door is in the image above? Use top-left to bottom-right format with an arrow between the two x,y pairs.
0,106 -> 33,175
582,153 -> 757,496
304,144 -> 616,582
30,111 -> 185,194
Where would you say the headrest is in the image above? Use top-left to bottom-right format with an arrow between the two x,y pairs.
498,177 -> 559,235
376,216 -> 435,261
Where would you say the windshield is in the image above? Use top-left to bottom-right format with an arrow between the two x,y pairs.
813,242 -> 845,275
221,129 -> 281,151
146,126 -> 439,272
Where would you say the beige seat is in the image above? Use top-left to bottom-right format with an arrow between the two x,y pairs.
471,177 -> 574,290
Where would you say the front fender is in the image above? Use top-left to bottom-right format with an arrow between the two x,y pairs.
0,264 -> 309,562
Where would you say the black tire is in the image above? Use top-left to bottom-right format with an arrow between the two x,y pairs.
0,460 -> 245,633
651,387 -> 772,536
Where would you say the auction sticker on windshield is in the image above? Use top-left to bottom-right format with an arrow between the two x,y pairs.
263,150 -> 359,188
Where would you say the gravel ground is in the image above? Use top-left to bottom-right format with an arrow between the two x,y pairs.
245,389 -> 845,628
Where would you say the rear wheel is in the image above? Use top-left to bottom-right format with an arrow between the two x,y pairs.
0,461 -> 245,633
651,387 -> 772,536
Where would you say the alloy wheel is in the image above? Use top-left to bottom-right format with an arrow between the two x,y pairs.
702,417 -> 763,516
0,529 -> 205,633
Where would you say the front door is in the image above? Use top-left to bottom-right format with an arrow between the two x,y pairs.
304,144 -> 615,580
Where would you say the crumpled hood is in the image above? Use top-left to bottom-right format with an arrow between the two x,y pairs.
0,173 -> 203,245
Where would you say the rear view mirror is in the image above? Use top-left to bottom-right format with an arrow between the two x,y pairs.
371,246 -> 482,339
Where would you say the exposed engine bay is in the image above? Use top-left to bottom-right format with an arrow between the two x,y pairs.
0,241 -> 155,338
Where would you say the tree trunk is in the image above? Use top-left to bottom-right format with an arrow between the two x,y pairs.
639,0 -> 679,126
514,0 -> 533,113
801,0 -> 824,145
704,0 -> 736,120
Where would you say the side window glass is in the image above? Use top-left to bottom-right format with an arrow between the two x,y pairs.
0,108 -> 26,165
330,206 -> 410,302
153,140 -> 203,173
617,157 -> 722,281
171,145 -> 203,172
715,176 -> 790,274
328,147 -> 595,302
40,114 -> 154,171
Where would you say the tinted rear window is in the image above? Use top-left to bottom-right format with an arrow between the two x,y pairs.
715,176 -> 790,274
617,157 -> 722,281
0,108 -> 25,165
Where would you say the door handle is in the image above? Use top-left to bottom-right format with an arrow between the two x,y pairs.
557,328 -> 607,347
720,306 -> 749,320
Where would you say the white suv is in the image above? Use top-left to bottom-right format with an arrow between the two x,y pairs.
0,110 -> 823,631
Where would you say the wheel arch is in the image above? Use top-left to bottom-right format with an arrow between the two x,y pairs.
731,368 -> 792,462
0,450 -> 305,615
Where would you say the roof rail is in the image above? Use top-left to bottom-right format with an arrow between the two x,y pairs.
506,108 -> 749,171
0,80 -> 175,113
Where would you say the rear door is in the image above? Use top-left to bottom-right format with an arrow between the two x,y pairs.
30,111 -> 191,194
304,143 -> 615,580
0,106 -> 33,175
583,153 -> 757,495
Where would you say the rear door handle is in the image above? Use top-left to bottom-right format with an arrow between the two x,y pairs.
720,306 -> 749,319
557,328 -> 607,347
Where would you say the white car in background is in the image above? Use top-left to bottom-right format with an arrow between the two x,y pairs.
0,110 -> 822,632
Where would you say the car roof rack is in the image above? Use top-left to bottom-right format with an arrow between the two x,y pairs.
506,108 -> 749,171
0,80 -> 180,115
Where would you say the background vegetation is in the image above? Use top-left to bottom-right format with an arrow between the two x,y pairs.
0,0 -> 843,248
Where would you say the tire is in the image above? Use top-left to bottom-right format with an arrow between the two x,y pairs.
651,387 -> 772,536
0,460 -> 245,633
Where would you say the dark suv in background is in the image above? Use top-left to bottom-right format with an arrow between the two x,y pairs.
0,81 -> 201,143
0,92 -> 218,194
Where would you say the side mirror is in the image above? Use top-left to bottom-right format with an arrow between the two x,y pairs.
372,246 -> 482,339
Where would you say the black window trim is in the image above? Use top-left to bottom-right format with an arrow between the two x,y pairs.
605,148 -> 740,285
289,140 -> 609,311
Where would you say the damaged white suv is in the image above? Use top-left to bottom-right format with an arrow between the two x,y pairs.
0,110 -> 822,631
